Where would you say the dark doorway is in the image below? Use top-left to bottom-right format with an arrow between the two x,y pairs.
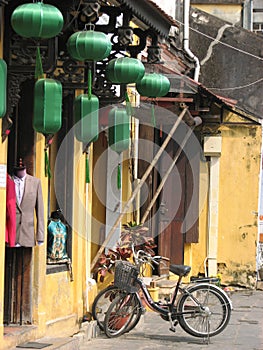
4,79 -> 35,325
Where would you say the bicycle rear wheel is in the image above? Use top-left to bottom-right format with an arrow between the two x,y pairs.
104,293 -> 142,338
92,285 -> 121,330
177,284 -> 231,337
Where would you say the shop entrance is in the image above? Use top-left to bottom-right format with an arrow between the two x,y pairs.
4,248 -> 32,325
4,79 -> 34,325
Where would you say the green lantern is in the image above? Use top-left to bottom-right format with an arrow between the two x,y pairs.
11,2 -> 64,39
108,107 -> 130,189
136,73 -> 170,127
136,73 -> 170,97
67,30 -> 112,61
33,78 -> 62,134
106,57 -> 145,84
0,59 -> 7,118
108,107 -> 130,154
74,94 -> 99,143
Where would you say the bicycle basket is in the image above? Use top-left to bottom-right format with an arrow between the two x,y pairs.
114,261 -> 139,293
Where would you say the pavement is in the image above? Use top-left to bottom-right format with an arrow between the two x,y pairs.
79,288 -> 263,350
11,288 -> 263,350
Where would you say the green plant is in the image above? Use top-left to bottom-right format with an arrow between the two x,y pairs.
94,222 -> 156,282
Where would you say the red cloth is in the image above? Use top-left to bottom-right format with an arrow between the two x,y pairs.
5,174 -> 16,247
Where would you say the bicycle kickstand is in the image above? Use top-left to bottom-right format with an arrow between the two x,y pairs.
203,320 -> 211,344
168,312 -> 176,333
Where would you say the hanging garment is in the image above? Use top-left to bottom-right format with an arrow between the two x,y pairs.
5,174 -> 16,247
47,219 -> 68,263
15,175 -> 44,247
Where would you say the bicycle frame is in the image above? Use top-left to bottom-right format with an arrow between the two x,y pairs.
135,274 -> 184,317
104,259 -> 232,339
135,274 -> 231,320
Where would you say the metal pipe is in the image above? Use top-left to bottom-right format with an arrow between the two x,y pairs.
183,0 -> 200,81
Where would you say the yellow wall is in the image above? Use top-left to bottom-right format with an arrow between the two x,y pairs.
217,120 -> 260,285
192,4 -> 242,24
191,112 -> 261,287
184,158 -> 209,279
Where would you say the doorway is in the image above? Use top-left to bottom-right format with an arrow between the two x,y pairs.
4,79 -> 35,325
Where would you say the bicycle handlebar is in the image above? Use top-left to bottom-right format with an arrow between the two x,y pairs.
132,246 -> 170,268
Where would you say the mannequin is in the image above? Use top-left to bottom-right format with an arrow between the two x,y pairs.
13,159 -> 44,247
47,209 -> 68,263
47,209 -> 73,281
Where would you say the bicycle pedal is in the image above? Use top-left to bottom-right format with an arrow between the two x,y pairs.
141,307 -> 146,314
169,327 -> 176,333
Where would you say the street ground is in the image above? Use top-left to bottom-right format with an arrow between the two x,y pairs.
79,289 -> 263,350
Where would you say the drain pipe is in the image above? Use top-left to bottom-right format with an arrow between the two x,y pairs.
183,0 -> 200,81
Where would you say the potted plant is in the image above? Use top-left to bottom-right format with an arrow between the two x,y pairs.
93,222 -> 156,282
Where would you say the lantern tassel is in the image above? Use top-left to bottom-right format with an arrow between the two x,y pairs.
151,102 -> 156,128
35,46 -> 44,80
125,91 -> 133,117
85,153 -> 90,183
88,68 -> 92,99
117,162 -> 121,190
44,148 -> 51,178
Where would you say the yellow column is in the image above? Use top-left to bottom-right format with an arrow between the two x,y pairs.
0,121 -> 7,344
207,157 -> 221,276
72,141 -> 85,318
33,133 -> 48,335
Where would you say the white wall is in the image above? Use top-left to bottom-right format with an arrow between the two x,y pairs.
151,0 -> 176,19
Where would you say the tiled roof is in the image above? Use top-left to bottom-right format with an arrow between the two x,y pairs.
145,0 -> 179,27
118,0 -> 178,37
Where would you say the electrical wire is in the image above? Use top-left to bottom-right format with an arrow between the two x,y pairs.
166,20 -> 263,90
176,19 -> 263,61
207,77 -> 263,90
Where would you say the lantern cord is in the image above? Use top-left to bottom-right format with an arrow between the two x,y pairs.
125,91 -> 133,117
44,148 -> 52,178
35,46 -> 44,80
151,102 -> 156,128
117,162 -> 121,190
85,152 -> 90,183
88,68 -> 92,99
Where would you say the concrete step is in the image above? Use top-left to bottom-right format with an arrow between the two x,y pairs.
10,336 -> 79,350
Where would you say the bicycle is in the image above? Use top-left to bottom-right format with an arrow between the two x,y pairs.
103,259 -> 232,340
91,245 -> 167,331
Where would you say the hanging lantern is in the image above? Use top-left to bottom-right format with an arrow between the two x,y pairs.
67,29 -> 112,61
108,107 -> 130,154
108,107 -> 130,189
33,78 -> 62,134
136,73 -> 170,97
74,94 -> 99,143
0,59 -> 7,118
136,73 -> 170,127
11,2 -> 64,39
74,93 -> 99,184
106,57 -> 145,84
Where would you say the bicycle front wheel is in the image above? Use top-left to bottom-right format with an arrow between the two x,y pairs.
177,284 -> 231,337
104,293 -> 142,338
92,285 -> 121,330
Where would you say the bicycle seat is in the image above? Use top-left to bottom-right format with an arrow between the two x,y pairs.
169,264 -> 191,277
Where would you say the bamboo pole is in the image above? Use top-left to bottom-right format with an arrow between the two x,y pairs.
90,107 -> 188,270
141,117 -> 202,224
